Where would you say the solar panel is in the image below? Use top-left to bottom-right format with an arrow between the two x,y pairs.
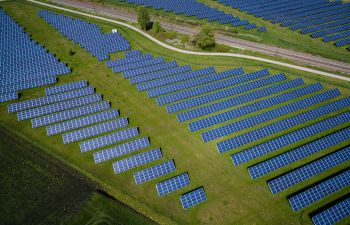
112,148 -> 162,174
288,169 -> 350,211
46,109 -> 119,136
180,77 -> 304,123
233,111 -> 350,167
0,92 -> 18,103
202,89 -> 339,142
79,127 -> 139,152
266,127 -> 350,194
130,65 -> 192,85
0,77 -> 57,95
18,94 -> 102,121
63,118 -> 128,144
8,86 -> 95,113
32,101 -> 110,128
217,96 -> 350,154
312,197 -> 350,225
156,173 -> 190,196
123,61 -> 178,78
264,146 -> 350,193
93,137 -> 150,163
167,73 -> 285,113
180,187 -> 207,209
133,160 -> 176,184
189,82 -> 322,132
141,67 -> 243,94
45,80 -> 87,95
113,57 -> 165,74
156,69 -> 271,105
145,67 -> 216,96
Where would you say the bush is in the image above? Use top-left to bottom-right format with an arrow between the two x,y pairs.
192,26 -> 216,50
137,6 -> 152,30
152,21 -> 164,34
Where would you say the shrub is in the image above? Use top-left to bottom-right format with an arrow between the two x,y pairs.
192,26 -> 216,50
137,6 -> 152,30
152,21 -> 164,34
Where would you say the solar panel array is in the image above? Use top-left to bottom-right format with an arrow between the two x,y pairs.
105,50 -> 350,217
288,169 -> 350,211
0,9 -> 70,103
180,187 -> 207,209
312,197 -> 350,225
123,0 -> 261,31
218,0 -> 350,48
8,78 -> 202,209
266,146 -> 350,195
39,10 -> 130,60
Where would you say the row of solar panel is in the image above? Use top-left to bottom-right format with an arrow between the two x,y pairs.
0,9 -> 70,103
8,78 -> 206,210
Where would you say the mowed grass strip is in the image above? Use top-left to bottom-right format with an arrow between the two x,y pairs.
0,1 -> 349,225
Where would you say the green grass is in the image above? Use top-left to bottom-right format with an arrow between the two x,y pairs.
0,1 -> 350,225
99,0 -> 350,63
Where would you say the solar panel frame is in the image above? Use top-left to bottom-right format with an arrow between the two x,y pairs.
288,170 -> 350,211
312,197 -> 350,225
180,187 -> 207,209
45,80 -> 87,95
32,101 -> 110,128
46,109 -> 119,136
93,137 -> 151,163
79,127 -> 139,152
156,173 -> 190,196
62,118 -> 129,144
133,160 -> 176,184
112,148 -> 162,174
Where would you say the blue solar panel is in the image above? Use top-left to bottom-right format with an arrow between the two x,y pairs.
45,80 -> 87,96
1,77 -> 57,95
93,137 -> 150,163
288,169 -> 350,211
46,109 -> 119,136
133,160 -> 176,184
8,86 -> 95,113
156,173 -> 190,196
39,10 -> 130,60
123,61 -> 178,78
80,127 -> 139,152
113,148 -> 162,174
146,67 -> 216,96
217,96 -> 350,154
32,101 -> 110,128
0,92 -> 18,103
130,65 -> 192,85
141,67 -> 243,94
180,187 -> 207,209
113,57 -> 165,73
167,73 -> 284,114
106,53 -> 153,68
202,89 -> 339,142
180,77 -> 303,123
189,83 -> 322,132
264,146 -> 350,193
312,197 -> 350,225
265,127 -> 350,194
63,118 -> 128,144
233,111 -> 350,167
157,69 -> 271,105
18,94 -> 102,121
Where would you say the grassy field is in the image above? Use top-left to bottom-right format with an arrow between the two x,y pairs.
99,0 -> 350,63
0,122 -> 158,225
0,1 -> 350,225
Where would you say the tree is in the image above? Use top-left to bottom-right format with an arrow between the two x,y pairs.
137,6 -> 151,30
192,26 -> 215,50
152,21 -> 164,34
